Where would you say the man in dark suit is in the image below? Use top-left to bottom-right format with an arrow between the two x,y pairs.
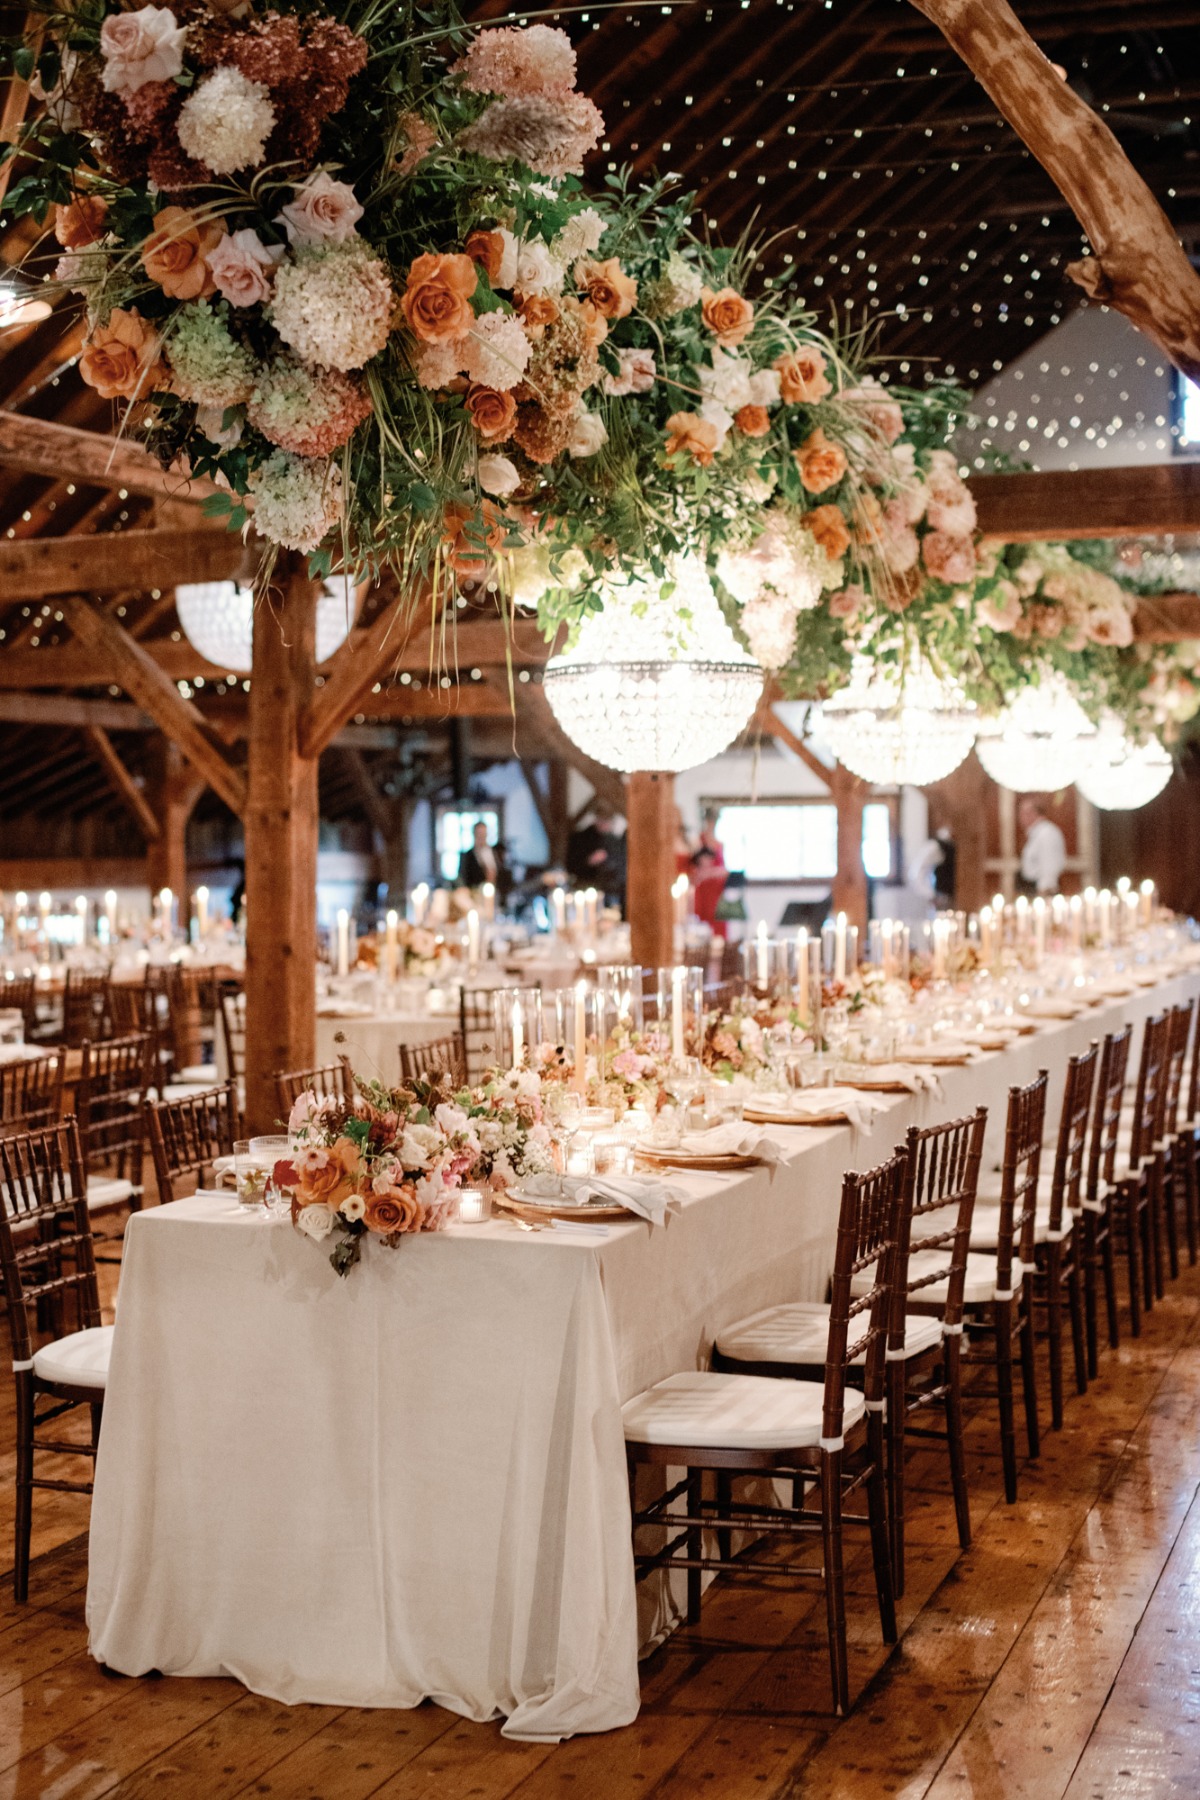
458,821 -> 500,890
567,806 -> 626,910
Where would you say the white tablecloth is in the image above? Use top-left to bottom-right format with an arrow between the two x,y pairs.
87,966 -> 1200,1739
315,1009 -> 458,1081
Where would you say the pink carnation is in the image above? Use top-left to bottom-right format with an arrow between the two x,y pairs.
922,531 -> 977,587
455,25 -> 577,98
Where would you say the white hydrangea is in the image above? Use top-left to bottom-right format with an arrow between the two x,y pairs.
716,511 -> 826,611
270,240 -> 394,372
740,592 -> 799,671
552,207 -> 605,266
501,541 -> 585,609
748,367 -> 782,407
176,67 -> 276,175
460,312 -> 531,390
250,452 -> 342,554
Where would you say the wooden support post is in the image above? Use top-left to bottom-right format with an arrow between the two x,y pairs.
146,741 -> 203,900
926,753 -> 992,914
243,560 -> 319,1134
547,758 -> 569,867
831,764 -> 869,934
627,771 -> 676,969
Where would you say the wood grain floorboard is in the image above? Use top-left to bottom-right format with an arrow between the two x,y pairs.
0,1235 -> 1197,1797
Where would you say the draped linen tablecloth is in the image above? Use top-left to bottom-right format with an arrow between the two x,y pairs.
87,964 -> 1200,1739
314,1009 -> 457,1079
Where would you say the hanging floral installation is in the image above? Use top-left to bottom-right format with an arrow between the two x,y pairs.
4,0 -> 1198,746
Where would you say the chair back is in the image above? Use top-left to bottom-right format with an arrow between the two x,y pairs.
823,1150 -> 907,1443
1162,999 -> 1194,1140
1087,1024 -> 1133,1201
1186,999 -> 1200,1127
61,971 -> 112,1047
0,1120 -> 98,1366
704,981 -> 739,1013
718,939 -> 743,983
274,1058 -> 352,1119
0,1051 -> 65,1135
77,1034 -> 152,1188
1127,1012 -> 1169,1168
1046,1044 -> 1099,1234
1,973 -> 40,1041
994,1072 -> 1049,1293
400,1032 -> 468,1089
107,981 -> 156,1038
459,988 -> 497,1082
145,1083 -> 238,1204
219,990 -> 246,1084
892,1107 -> 987,1340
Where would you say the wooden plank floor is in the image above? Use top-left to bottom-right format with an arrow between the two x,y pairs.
2,1244 -> 1199,1797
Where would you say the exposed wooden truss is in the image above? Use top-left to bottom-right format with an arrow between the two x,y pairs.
973,464 -> 1200,542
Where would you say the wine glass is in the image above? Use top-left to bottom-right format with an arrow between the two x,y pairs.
557,1089 -> 585,1173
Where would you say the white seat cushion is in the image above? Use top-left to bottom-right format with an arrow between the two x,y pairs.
31,1324 -> 112,1390
970,1201 -> 1073,1248
180,1063 -> 218,1084
160,1082 -> 218,1102
622,1371 -> 864,1451
86,1174 -> 135,1210
716,1301 -> 942,1367
855,1249 -> 1023,1307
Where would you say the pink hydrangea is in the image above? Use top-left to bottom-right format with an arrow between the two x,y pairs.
922,531 -> 977,587
455,25 -> 577,98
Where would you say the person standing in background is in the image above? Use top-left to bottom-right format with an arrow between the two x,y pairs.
1016,797 -> 1066,895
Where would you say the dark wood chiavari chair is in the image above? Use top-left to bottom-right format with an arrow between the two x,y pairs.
1,973 -> 43,1043
60,971 -> 113,1048
400,1032 -> 468,1089
218,990 -> 246,1120
1112,1011 -> 1170,1335
718,939 -> 743,984
76,1034 -> 153,1228
0,1051 -> 66,1136
274,1057 -> 353,1120
1081,1024 -> 1132,1373
704,980 -> 739,1013
0,1119 -> 110,1600
459,988 -> 498,1083
145,1083 -> 239,1206
1180,1005 -> 1200,1268
630,1152 -> 903,1716
1156,998 -> 1195,1284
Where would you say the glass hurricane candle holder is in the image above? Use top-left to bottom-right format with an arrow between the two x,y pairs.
741,930 -> 790,1001
455,1186 -> 492,1224
491,986 -> 543,1072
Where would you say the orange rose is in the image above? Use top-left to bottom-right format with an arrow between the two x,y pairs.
55,193 -> 108,250
576,256 -> 637,321
558,294 -> 607,351
465,229 -> 505,285
401,251 -> 477,343
664,411 -> 721,467
794,427 -> 847,494
734,404 -> 771,438
802,504 -> 852,562
443,499 -> 505,575
141,206 -> 226,301
700,285 -> 754,347
775,348 -> 831,405
518,293 -> 559,339
78,308 -> 166,401
294,1138 -> 359,1210
465,383 -> 517,441
364,1184 -> 423,1235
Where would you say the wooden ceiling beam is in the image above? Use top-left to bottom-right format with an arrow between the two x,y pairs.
972,463 -> 1200,540
58,596 -> 247,817
0,526 -> 250,600
0,412 -> 221,506
1130,593 -> 1200,643
0,692 -> 150,729
81,725 -> 161,841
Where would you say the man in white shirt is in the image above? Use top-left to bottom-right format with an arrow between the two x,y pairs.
1017,797 -> 1066,895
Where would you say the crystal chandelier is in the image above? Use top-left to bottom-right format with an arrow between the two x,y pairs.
1074,717 -> 1173,811
175,575 -> 358,674
811,653 -> 977,787
541,557 -> 763,773
975,674 -> 1097,793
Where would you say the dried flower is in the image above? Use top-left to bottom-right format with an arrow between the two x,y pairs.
455,26 -> 577,99
459,93 -> 604,179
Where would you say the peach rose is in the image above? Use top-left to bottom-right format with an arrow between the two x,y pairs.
735,403 -> 771,438
576,256 -> 637,320
794,427 -> 848,494
560,295 -> 607,350
402,252 -> 478,343
465,383 -> 517,441
54,194 -> 108,250
518,293 -> 559,339
141,206 -> 227,301
921,531 -> 977,587
701,285 -> 754,346
802,504 -> 852,562
775,348 -> 831,405
277,172 -> 363,247
465,229 -> 505,284
664,411 -> 721,467
443,499 -> 505,575
79,308 -> 166,400
364,1183 -> 423,1235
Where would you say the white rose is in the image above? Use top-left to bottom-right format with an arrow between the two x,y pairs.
100,5 -> 186,97
478,453 -> 521,498
515,238 -> 561,297
697,398 -> 733,449
748,367 -> 782,407
567,409 -> 608,459
277,172 -> 363,247
495,227 -> 520,291
435,1102 -> 469,1135
295,1203 -> 337,1241
398,1130 -> 434,1169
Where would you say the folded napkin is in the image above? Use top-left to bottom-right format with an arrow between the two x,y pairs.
522,1172 -> 684,1226
843,1062 -> 943,1096
900,1040 -> 974,1062
752,1087 -> 885,1133
672,1122 -> 784,1163
1024,998 -> 1085,1020
550,1218 -> 611,1238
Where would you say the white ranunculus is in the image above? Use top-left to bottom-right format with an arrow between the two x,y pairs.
478,453 -> 521,498
567,409 -> 608,458
295,1203 -> 337,1240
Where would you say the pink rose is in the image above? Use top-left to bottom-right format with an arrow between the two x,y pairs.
207,228 -> 283,307
277,172 -> 363,247
100,6 -> 187,97
611,1048 -> 641,1078
604,347 -> 656,397
922,531 -> 977,587
828,583 -> 865,620
977,580 -> 1022,633
926,492 -> 977,536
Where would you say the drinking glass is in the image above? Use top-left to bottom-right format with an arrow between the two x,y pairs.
232,1139 -> 266,1213
556,1089 -> 587,1172
592,1133 -> 631,1177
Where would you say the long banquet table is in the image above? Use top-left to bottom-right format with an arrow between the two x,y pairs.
86,962 -> 1200,1740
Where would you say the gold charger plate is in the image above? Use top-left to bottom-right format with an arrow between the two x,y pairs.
635,1145 -> 760,1171
744,1103 -> 847,1127
493,1193 -> 633,1224
896,1048 -> 973,1066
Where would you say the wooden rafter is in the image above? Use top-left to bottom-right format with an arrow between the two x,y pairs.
81,725 -> 161,841
0,526 -> 249,600
58,596 -> 246,817
972,463 -> 1200,542
0,412 -> 221,506
754,692 -> 834,788
909,0 -> 1200,377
